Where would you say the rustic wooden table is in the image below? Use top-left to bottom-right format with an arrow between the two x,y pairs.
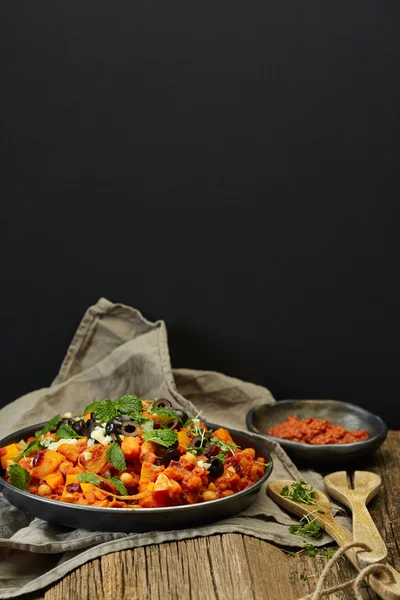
44,432 -> 399,600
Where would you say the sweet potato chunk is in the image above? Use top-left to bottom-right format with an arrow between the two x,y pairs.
44,470 -> 65,490
177,430 -> 191,452
121,436 -> 141,460
0,443 -> 20,469
81,445 -> 108,474
57,443 -> 81,464
212,428 -> 235,444
30,450 -> 64,479
152,473 -> 183,507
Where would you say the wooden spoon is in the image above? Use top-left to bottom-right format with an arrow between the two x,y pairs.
324,471 -> 387,568
267,480 -> 400,600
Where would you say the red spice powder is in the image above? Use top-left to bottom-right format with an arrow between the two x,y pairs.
267,415 -> 369,445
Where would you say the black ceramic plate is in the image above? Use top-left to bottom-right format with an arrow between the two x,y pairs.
246,400 -> 388,466
0,421 -> 273,532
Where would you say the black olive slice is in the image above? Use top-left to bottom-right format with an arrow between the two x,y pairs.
61,417 -> 74,427
105,418 -> 123,435
86,420 -> 100,436
161,448 -> 181,467
153,398 -> 172,409
165,418 -> 180,430
174,409 -> 188,424
189,435 -> 211,455
121,420 -> 139,437
110,432 -> 119,443
71,419 -> 86,436
209,458 -> 224,478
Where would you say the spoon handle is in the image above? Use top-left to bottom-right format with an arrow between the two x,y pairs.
324,471 -> 387,568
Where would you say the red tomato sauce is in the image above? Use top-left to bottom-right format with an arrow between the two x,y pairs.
267,415 -> 369,445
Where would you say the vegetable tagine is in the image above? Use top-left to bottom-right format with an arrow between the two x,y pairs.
0,395 -> 268,508
267,415 -> 369,445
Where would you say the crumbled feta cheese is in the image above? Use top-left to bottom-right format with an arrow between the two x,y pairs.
48,438 -> 78,451
203,463 -> 211,470
197,460 -> 204,468
87,438 -> 96,447
62,412 -> 73,419
82,451 -> 92,461
90,426 -> 112,446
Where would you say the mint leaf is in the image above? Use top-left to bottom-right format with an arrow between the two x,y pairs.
152,407 -> 181,423
141,419 -> 154,432
106,443 -> 126,471
55,424 -> 80,439
77,472 -> 101,486
84,401 -> 104,414
117,395 -> 143,415
108,476 -> 128,496
8,464 -> 30,490
13,437 -> 53,462
13,439 -> 41,462
35,415 -> 62,438
94,400 -> 118,424
142,429 -> 178,448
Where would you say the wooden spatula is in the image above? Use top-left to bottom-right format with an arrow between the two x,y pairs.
324,471 -> 387,568
267,479 -> 400,600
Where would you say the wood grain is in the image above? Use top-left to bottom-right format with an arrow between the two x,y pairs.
44,432 -> 400,600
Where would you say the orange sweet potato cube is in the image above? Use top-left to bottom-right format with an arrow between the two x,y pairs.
30,450 -> 64,479
0,443 -> 20,469
57,443 -> 81,464
152,473 -> 183,507
177,430 -> 191,452
212,428 -> 235,444
121,436 -> 141,460
44,470 -> 65,490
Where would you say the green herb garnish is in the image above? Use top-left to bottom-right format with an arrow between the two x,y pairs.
300,574 -> 314,581
289,510 -> 323,540
141,419 -> 154,432
117,395 -> 143,415
13,437 -> 53,463
281,481 -> 315,505
108,476 -> 128,496
152,406 -> 181,421
142,429 -> 178,448
77,472 -> 101,486
37,414 -> 62,437
94,399 -> 118,424
106,443 -> 127,471
55,424 -> 80,439
8,464 -> 30,490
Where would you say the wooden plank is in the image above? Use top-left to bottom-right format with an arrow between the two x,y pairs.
44,432 -> 400,600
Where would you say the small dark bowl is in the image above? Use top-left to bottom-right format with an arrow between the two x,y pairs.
246,400 -> 388,466
0,421 -> 273,532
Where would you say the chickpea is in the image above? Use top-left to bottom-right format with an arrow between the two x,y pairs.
120,472 -> 135,488
38,484 -> 52,497
202,490 -> 217,502
207,482 -> 216,491
59,461 -> 72,475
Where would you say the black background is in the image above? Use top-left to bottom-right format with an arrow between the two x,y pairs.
1,2 -> 399,427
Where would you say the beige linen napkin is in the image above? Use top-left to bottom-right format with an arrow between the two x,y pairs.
0,299 -> 348,599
